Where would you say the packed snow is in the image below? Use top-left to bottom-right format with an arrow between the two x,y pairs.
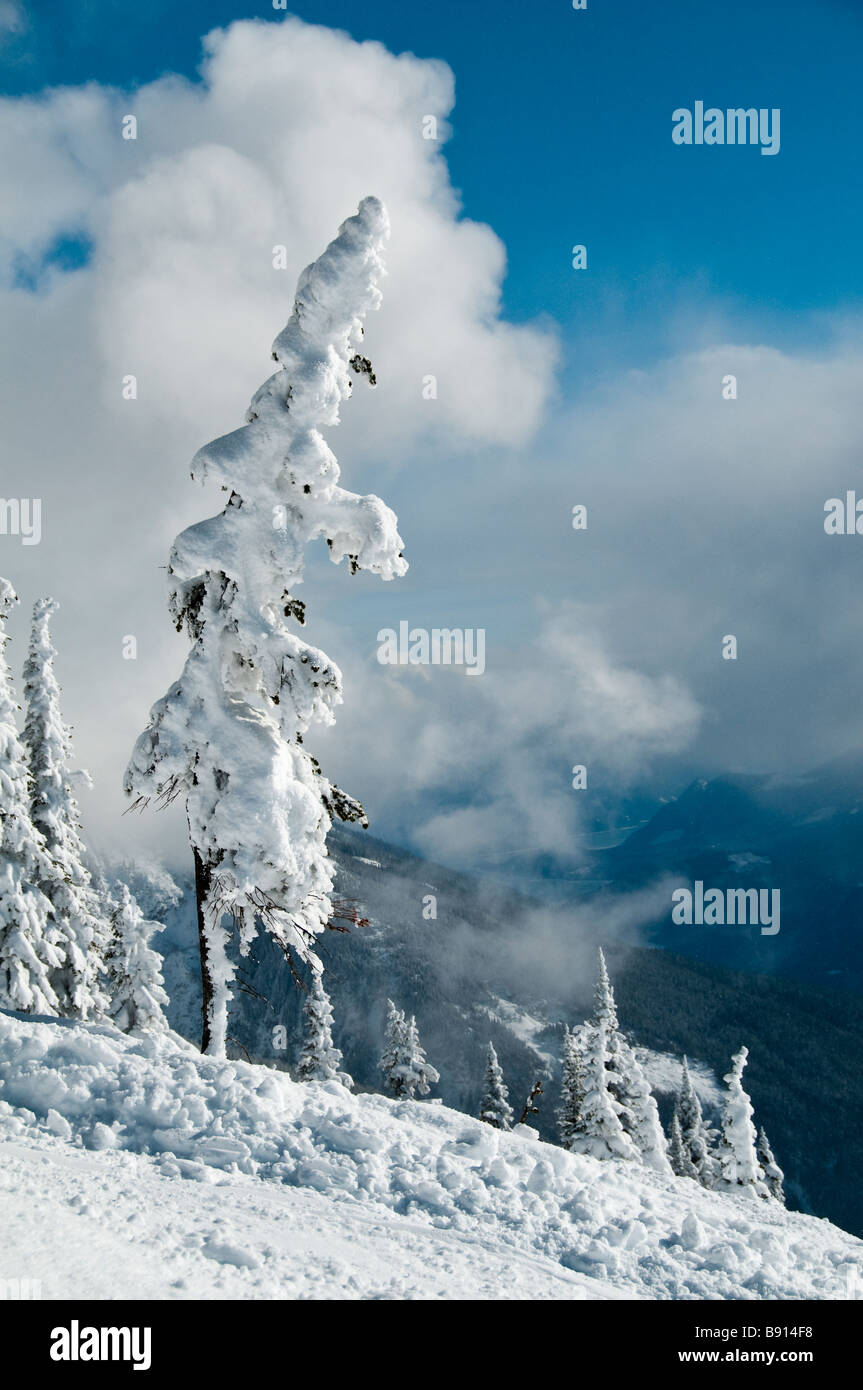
0,1010 -> 859,1301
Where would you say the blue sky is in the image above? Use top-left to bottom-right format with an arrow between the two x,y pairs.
4,0 -> 862,358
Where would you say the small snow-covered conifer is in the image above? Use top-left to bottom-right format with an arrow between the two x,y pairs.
125,199 -> 406,1056
567,949 -> 642,1163
104,883 -> 169,1033
380,1000 -> 439,1099
570,1016 -> 637,1160
716,1047 -> 764,1196
557,1025 -> 585,1148
479,1041 -> 513,1129
399,1014 -> 439,1099
297,971 -> 352,1087
614,1037 -> 672,1174
668,1107 -> 687,1176
23,597 -> 109,1019
566,953 -> 636,1161
675,1056 -> 715,1187
380,999 -> 406,1091
0,580 -> 62,1015
757,1127 -> 785,1204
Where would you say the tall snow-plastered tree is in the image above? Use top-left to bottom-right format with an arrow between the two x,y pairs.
479,1041 -> 513,1129
0,579 -> 62,1015
124,199 -> 406,1056
104,882 -> 169,1033
23,597 -> 109,1019
297,971 -> 352,1087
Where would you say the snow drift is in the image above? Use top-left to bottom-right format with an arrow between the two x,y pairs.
0,1010 -> 860,1300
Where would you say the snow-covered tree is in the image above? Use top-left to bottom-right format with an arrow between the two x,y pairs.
103,883 -> 169,1033
716,1047 -> 764,1196
380,998 -> 406,1088
614,1037 -> 672,1174
757,1127 -> 785,1205
674,1056 -> 714,1186
568,948 -> 663,1165
557,1025 -> 584,1149
570,1016 -> 637,1160
592,946 -> 619,1034
124,199 -> 406,1056
297,971 -> 352,1088
0,580 -> 63,1015
479,1041 -> 513,1129
23,596 -> 109,1019
380,1000 -> 439,1099
668,1107 -> 687,1176
566,955 -> 638,1160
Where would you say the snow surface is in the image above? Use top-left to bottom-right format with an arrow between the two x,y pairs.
1,1010 -> 860,1300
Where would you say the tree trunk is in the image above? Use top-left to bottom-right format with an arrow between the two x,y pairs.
193,847 -> 215,1054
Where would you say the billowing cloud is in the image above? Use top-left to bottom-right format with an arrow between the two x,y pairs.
311,607 -> 701,868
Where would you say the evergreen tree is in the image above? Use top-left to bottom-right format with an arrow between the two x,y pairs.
757,1127 -> 786,1205
566,955 -> 638,1160
125,199 -> 406,1056
592,946 -> 619,1032
668,1107 -> 688,1177
297,971 -> 352,1087
716,1047 -> 764,1196
569,948 -> 660,1166
0,579 -> 62,1015
380,999 -> 407,1094
614,1036 -> 672,1174
380,1000 -> 439,1099
675,1055 -> 714,1186
570,1014 -> 637,1160
401,1014 -> 439,1099
479,1041 -> 513,1129
23,596 -> 109,1019
557,1025 -> 584,1149
104,883 -> 169,1033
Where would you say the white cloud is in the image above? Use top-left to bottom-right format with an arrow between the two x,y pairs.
312,608 -> 701,868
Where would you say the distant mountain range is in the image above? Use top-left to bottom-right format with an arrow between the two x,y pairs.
585,758 -> 863,991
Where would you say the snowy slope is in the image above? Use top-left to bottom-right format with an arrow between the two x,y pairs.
122,836 -> 863,1239
0,1011 -> 860,1301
